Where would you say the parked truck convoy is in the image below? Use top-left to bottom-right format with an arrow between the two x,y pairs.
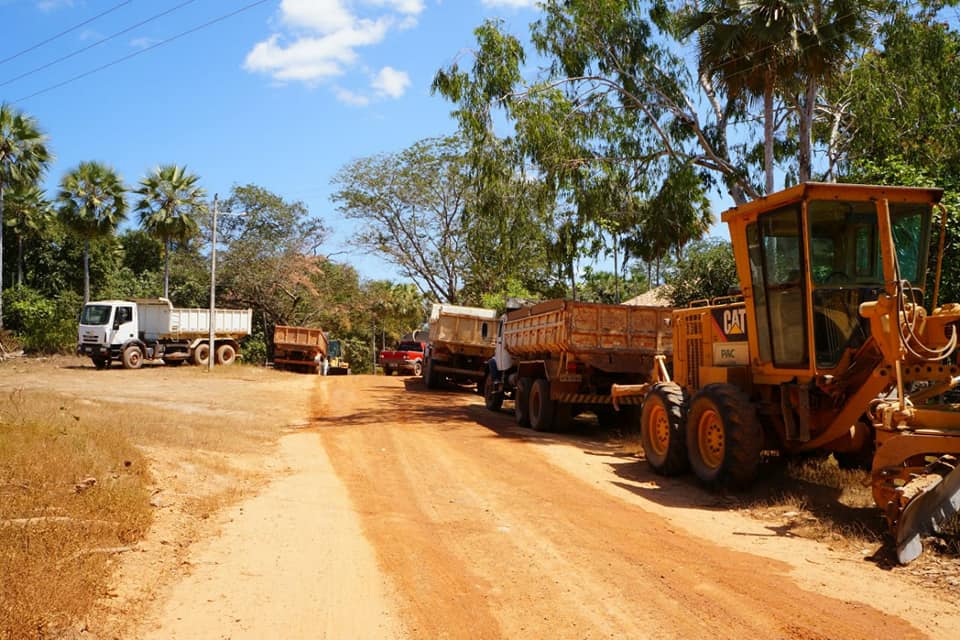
484,299 -> 673,431
272,324 -> 350,374
480,183 -> 960,565
422,303 -> 498,389
77,298 -> 251,369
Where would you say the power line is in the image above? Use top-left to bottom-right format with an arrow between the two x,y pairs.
1,0 -> 199,90
0,0 -> 133,67
13,0 -> 271,105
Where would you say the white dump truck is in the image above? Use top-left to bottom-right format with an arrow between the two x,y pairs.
77,298 -> 252,369
422,303 -> 498,389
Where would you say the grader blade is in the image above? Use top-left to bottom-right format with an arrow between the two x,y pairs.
896,466 -> 960,564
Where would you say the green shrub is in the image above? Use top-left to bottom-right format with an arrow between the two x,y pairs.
241,332 -> 267,365
3,286 -> 82,353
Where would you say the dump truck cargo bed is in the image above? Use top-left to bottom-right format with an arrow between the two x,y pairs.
503,299 -> 672,371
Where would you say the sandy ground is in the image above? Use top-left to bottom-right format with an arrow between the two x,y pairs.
4,358 -> 960,639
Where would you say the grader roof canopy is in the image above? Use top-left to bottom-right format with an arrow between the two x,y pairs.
721,182 -> 944,224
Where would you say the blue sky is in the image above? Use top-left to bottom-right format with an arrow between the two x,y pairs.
3,0 -> 545,280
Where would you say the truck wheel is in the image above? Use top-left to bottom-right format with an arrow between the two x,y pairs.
91,357 -> 110,370
193,343 -> 210,366
529,378 -> 555,432
641,383 -> 689,476
216,344 -> 237,366
483,372 -> 504,411
686,383 -> 762,488
515,377 -> 531,427
122,345 -> 143,370
413,361 -> 422,377
424,358 -> 439,389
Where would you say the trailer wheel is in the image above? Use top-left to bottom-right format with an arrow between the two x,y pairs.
641,383 -> 689,476
483,372 -> 503,411
193,343 -> 210,366
413,361 -> 422,377
216,343 -> 237,366
529,378 -> 555,432
91,357 -> 110,370
121,345 -> 143,370
515,377 -> 532,427
686,383 -> 762,488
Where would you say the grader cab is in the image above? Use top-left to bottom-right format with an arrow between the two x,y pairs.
657,182 -> 960,563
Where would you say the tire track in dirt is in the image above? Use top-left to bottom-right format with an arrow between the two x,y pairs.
314,376 -> 926,639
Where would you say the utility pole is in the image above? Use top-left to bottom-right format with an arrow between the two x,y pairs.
208,194 -> 218,372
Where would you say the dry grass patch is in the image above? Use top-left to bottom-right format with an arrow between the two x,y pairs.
0,390 -> 151,639
0,358 -> 315,638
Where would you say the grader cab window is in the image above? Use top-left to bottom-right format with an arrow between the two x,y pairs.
806,199 -> 932,369
749,204 -> 808,368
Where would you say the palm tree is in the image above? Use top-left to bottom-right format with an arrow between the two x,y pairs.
4,182 -> 52,287
135,164 -> 206,299
0,103 -> 50,328
57,161 -> 127,304
684,1 -> 802,194
791,0 -> 871,181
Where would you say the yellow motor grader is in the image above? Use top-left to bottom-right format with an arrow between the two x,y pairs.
629,182 -> 960,563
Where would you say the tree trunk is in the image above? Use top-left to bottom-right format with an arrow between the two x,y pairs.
83,238 -> 91,304
163,238 -> 170,299
798,77 -> 817,183
764,78 -> 775,195
0,184 -> 4,329
16,234 -> 23,287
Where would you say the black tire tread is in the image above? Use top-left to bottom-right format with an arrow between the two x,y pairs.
687,383 -> 763,489
641,382 -> 688,476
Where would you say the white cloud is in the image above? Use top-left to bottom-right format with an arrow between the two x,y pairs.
371,66 -> 410,98
245,0 -> 425,93
130,36 -> 160,50
36,0 -> 74,12
481,0 -> 539,8
245,18 -> 390,83
335,86 -> 371,107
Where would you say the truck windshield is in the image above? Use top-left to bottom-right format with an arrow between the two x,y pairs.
80,304 -> 112,326
328,340 -> 341,357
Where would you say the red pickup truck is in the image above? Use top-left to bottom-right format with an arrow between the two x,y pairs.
379,340 -> 425,376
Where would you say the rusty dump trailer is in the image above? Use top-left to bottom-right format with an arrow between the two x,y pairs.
273,325 -> 331,374
484,299 -> 673,431
423,303 -> 498,389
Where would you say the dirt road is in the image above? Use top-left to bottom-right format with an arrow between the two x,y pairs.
6,359 -> 955,638
122,373 -> 958,639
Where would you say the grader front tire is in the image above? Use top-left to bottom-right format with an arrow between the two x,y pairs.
641,383 -> 688,476
685,383 -> 763,488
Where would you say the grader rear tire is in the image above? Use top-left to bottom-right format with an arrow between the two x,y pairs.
686,383 -> 763,488
641,383 -> 689,476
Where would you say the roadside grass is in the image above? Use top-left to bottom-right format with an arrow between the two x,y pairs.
0,358 -> 303,638
0,389 -> 151,639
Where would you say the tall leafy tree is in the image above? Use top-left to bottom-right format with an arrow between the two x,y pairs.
135,164 -> 206,299
215,184 -> 329,327
332,137 -> 474,303
0,103 -> 50,327
3,182 -> 52,287
57,161 -> 127,303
